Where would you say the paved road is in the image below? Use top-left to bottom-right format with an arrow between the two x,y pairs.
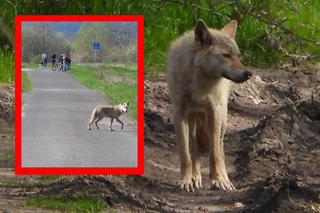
22,69 -> 137,167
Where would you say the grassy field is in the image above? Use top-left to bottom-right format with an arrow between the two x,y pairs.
26,196 -> 106,213
22,63 -> 40,69
1,1 -> 320,77
0,51 -> 14,83
22,71 -> 32,93
69,64 -> 137,119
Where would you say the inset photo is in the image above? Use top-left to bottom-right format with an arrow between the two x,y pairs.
15,15 -> 144,175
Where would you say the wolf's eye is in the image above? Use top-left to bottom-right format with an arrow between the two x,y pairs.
222,54 -> 232,59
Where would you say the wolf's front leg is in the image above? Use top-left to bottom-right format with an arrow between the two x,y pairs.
109,118 -> 114,131
208,105 -> 235,191
189,114 -> 202,189
116,118 -> 124,130
175,112 -> 193,192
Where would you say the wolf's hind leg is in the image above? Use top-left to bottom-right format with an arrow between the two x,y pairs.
95,116 -> 103,130
88,110 -> 96,130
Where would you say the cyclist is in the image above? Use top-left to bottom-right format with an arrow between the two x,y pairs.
59,53 -> 66,72
51,53 -> 57,71
65,53 -> 71,70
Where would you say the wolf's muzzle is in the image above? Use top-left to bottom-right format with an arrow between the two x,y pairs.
222,70 -> 252,83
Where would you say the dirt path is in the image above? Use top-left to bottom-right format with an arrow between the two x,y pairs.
1,67 -> 320,212
141,66 -> 320,212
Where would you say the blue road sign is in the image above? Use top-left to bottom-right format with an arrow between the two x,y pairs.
93,42 -> 101,49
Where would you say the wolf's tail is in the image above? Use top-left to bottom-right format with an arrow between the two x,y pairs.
87,108 -> 97,130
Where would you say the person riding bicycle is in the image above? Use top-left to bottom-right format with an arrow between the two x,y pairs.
59,53 -> 67,72
65,53 -> 71,70
51,53 -> 56,70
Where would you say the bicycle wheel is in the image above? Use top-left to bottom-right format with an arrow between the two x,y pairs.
52,62 -> 58,71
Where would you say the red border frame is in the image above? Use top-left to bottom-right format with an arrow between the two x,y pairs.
14,15 -> 144,175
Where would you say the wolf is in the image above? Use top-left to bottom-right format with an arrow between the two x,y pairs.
87,102 -> 129,131
167,19 -> 252,191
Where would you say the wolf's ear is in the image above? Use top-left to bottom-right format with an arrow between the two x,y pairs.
127,101 -> 129,106
194,19 -> 212,46
220,20 -> 237,39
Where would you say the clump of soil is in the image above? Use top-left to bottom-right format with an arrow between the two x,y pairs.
144,79 -> 174,147
0,83 -> 14,168
0,84 -> 14,123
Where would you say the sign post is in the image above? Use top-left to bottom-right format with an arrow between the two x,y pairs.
92,42 -> 101,66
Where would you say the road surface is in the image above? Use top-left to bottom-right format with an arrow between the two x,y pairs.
22,68 -> 137,167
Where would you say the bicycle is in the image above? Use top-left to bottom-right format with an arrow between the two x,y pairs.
59,60 -> 67,72
51,60 -> 59,71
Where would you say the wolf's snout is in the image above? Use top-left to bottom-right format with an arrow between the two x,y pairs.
236,70 -> 252,83
222,70 -> 252,83
243,71 -> 252,79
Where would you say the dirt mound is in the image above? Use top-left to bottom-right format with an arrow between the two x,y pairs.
144,79 -> 175,147
0,84 -> 14,123
2,68 -> 320,212
235,100 -> 320,182
0,83 -> 14,168
141,67 -> 320,212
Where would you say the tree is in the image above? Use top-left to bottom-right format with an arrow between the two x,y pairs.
71,23 -> 110,63
22,24 -> 70,63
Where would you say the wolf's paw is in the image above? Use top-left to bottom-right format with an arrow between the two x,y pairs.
88,127 -> 91,130
108,127 -> 114,131
192,174 -> 202,189
178,177 -> 194,192
210,176 -> 236,191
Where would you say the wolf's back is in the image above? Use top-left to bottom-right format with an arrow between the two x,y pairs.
166,31 -> 197,105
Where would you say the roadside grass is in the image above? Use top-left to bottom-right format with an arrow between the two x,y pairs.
0,176 -> 73,188
39,175 -> 62,182
69,64 -> 137,119
0,150 -> 14,167
22,63 -> 39,69
101,65 -> 136,77
0,51 -> 14,83
25,196 -> 107,213
22,71 -> 32,92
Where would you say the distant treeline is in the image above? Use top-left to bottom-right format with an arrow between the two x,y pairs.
22,22 -> 136,64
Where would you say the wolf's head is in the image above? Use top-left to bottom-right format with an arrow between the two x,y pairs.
120,101 -> 130,113
193,19 -> 252,83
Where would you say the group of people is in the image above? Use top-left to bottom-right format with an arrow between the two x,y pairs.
51,53 -> 71,71
40,52 -> 71,72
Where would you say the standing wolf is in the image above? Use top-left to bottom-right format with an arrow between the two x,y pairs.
87,102 -> 129,131
167,19 -> 252,191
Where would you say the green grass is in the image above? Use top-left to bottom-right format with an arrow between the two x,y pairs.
104,66 -> 137,77
25,196 -> 106,213
22,63 -> 39,69
0,150 -> 14,166
2,1 -> 319,78
0,176 -> 74,188
22,71 -> 32,93
38,175 -> 62,182
69,65 -> 137,119
0,51 -> 14,83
